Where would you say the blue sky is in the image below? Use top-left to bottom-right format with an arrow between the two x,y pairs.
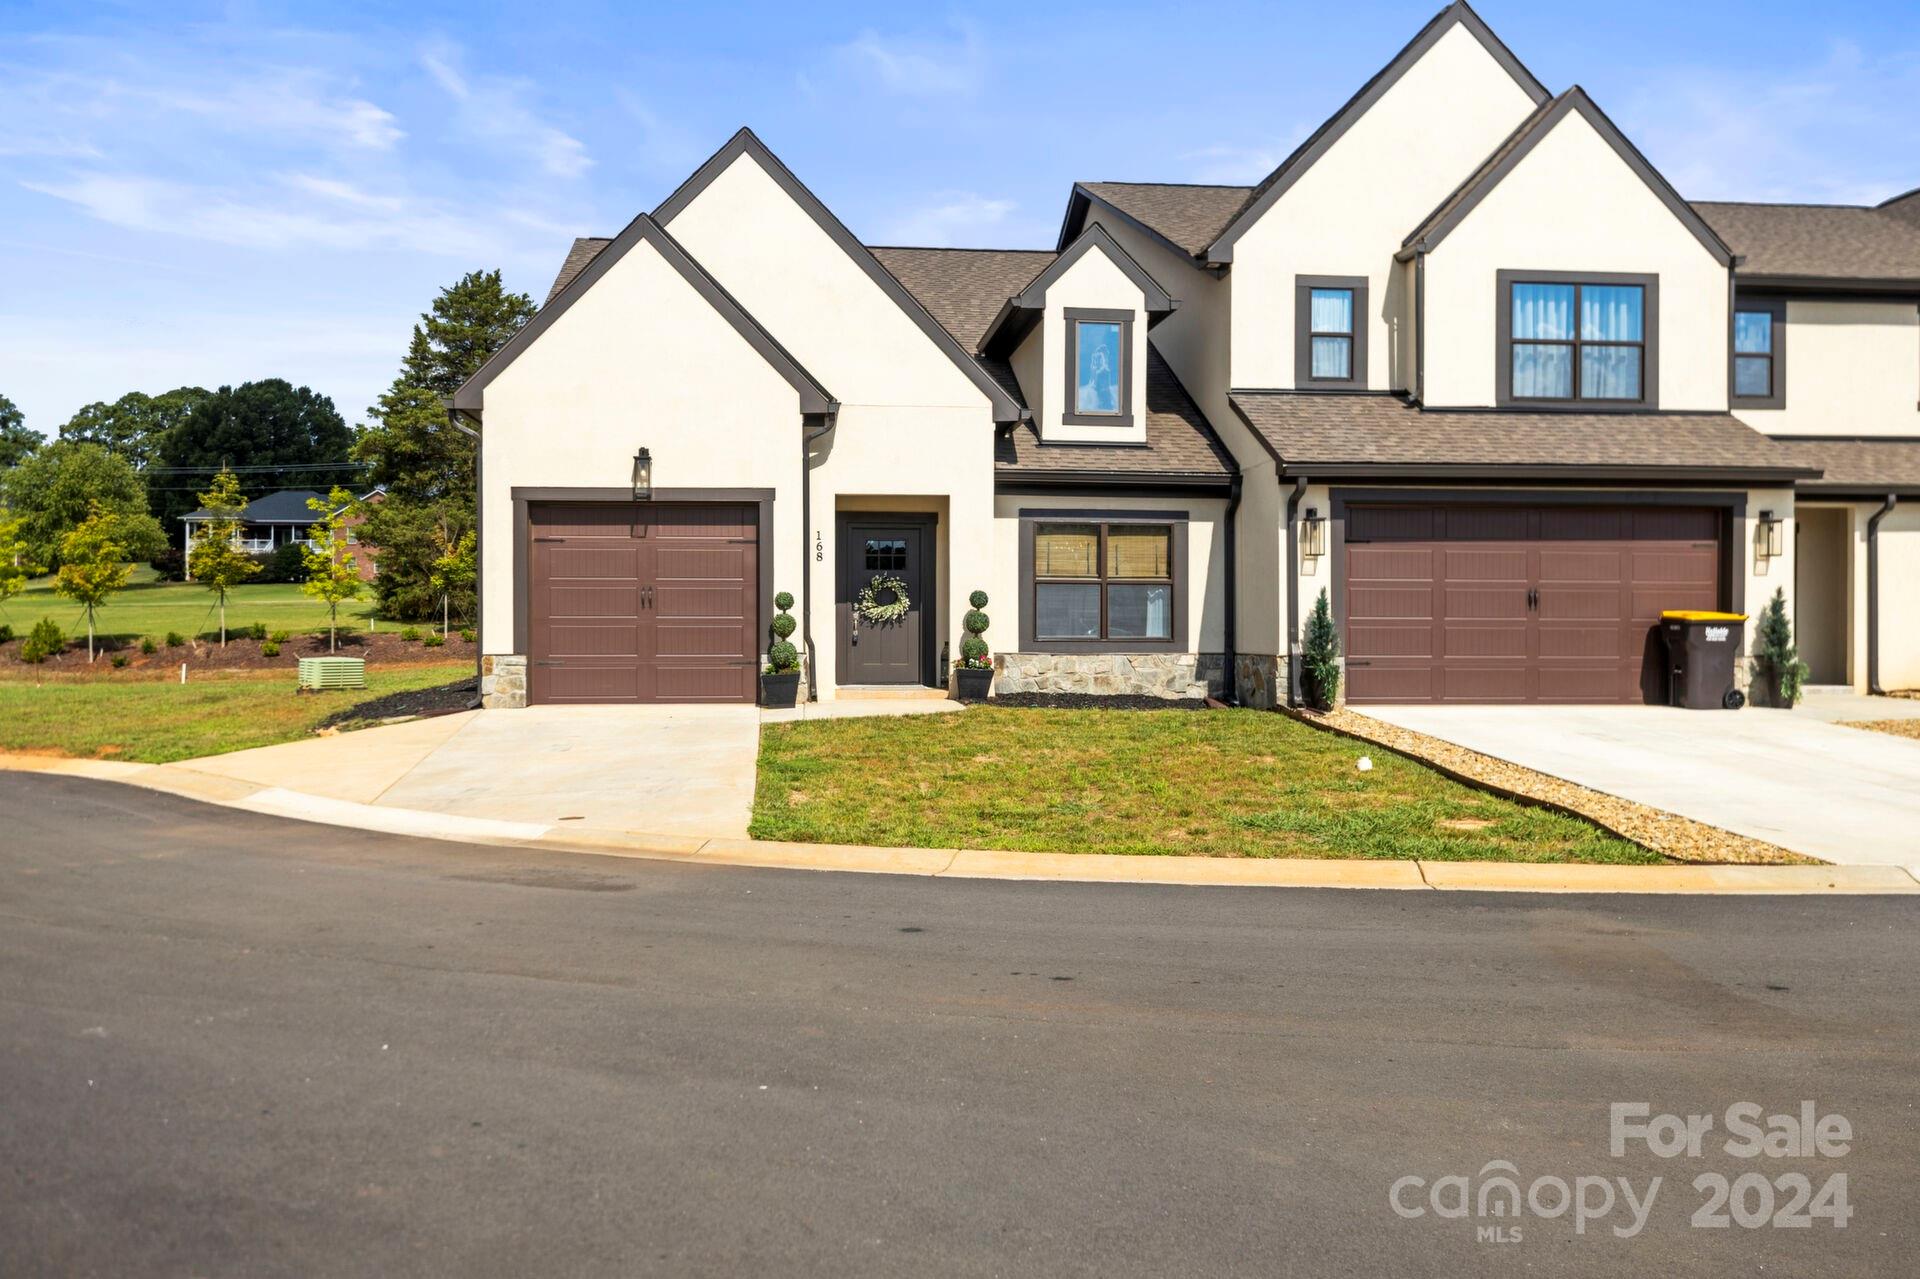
3,0 -> 1916,437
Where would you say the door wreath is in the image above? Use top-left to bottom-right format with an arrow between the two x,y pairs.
856,574 -> 911,624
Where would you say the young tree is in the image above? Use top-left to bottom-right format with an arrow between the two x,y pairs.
1752,586 -> 1811,708
0,440 -> 165,570
301,487 -> 364,652
429,527 -> 476,637
54,503 -> 137,661
0,393 -> 40,470
186,468 -> 259,646
0,508 -> 34,618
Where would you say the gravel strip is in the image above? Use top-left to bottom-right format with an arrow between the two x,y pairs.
1294,706 -> 1813,866
1841,719 -> 1920,742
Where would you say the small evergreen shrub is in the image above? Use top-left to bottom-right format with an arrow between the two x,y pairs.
269,629 -> 290,644
1302,588 -> 1341,710
1751,586 -> 1810,707
765,591 -> 800,673
0,623 -> 12,644
959,590 -> 990,668
110,653 -> 129,668
165,631 -> 186,647
21,617 -> 66,664
140,636 -> 157,655
459,627 -> 476,644
261,639 -> 281,657
422,632 -> 445,648
400,626 -> 421,642
247,621 -> 268,641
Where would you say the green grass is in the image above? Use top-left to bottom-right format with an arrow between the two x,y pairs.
0,662 -> 470,763
754,707 -> 1658,864
3,566 -> 378,645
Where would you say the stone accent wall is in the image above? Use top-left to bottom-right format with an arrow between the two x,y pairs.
480,654 -> 528,709
993,652 -> 1225,700
1234,654 -> 1285,710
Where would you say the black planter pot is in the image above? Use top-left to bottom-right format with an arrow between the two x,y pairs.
953,666 -> 993,703
759,671 -> 801,708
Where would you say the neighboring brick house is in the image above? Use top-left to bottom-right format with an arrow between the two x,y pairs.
182,487 -> 383,583
457,1 -> 1919,708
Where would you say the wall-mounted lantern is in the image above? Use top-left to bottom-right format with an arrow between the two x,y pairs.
1756,509 -> 1784,560
631,447 -> 653,501
1301,507 -> 1327,558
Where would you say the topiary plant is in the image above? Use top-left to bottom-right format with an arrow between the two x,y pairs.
959,590 -> 991,668
1751,586 -> 1809,707
1302,587 -> 1341,710
20,617 -> 66,664
766,591 -> 800,673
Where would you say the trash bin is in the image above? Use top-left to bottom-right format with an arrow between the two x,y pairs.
1659,611 -> 1747,709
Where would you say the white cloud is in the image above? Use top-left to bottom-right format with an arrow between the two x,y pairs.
420,41 -> 591,178
1181,125 -> 1311,185
833,24 -> 987,98
876,192 -> 1017,247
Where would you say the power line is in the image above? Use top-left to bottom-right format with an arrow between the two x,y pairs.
141,461 -> 369,475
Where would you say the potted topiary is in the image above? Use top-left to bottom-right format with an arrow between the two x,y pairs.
1301,587 -> 1341,710
761,590 -> 802,707
953,590 -> 993,701
1750,586 -> 1809,709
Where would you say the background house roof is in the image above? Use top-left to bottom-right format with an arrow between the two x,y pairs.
1769,437 -> 1920,494
1695,202 -> 1920,282
181,489 -> 323,523
1229,392 -> 1815,481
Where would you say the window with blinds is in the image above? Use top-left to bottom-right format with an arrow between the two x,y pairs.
1032,522 -> 1174,641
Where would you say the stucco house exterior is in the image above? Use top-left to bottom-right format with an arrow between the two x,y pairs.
459,1 -> 1919,709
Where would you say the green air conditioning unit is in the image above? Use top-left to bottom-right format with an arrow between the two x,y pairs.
298,656 -> 367,691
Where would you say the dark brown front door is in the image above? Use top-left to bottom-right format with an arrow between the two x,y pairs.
528,502 -> 758,704
1342,503 -> 1724,704
839,517 -> 933,685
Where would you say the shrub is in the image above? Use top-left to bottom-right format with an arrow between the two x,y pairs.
765,591 -> 800,673
20,617 -> 66,664
422,632 -> 445,648
110,653 -> 129,668
165,630 -> 186,647
958,590 -> 990,668
247,542 -> 307,585
148,547 -> 185,582
1751,586 -> 1810,707
247,621 -> 268,641
269,629 -> 290,643
140,635 -> 157,655
261,639 -> 281,657
459,627 -> 476,644
1302,588 -> 1341,710
399,625 -> 421,642
0,623 -> 12,644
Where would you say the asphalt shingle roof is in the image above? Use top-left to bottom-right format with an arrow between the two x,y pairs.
1768,437 -> 1920,493
869,246 -> 1056,350
1695,202 -> 1920,282
546,236 -> 614,304
182,489 -> 325,523
1076,183 -> 1252,259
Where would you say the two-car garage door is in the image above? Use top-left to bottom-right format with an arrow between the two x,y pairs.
1342,503 -> 1725,704
528,502 -> 759,704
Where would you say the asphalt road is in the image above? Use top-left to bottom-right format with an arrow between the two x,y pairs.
3,774 -> 1916,1278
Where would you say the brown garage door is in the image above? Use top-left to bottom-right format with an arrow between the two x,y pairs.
1342,503 -> 1724,704
529,502 -> 759,705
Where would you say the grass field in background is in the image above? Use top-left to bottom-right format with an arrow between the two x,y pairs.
4,566 -> 380,644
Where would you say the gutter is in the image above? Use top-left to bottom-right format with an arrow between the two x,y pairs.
800,409 -> 840,703
1867,493 -> 1900,695
1283,475 -> 1309,708
1222,467 -> 1242,705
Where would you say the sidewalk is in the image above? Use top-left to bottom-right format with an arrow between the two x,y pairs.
6,749 -> 1916,896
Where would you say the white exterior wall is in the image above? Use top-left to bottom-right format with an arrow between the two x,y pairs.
1035,249 -> 1150,445
1878,505 -> 1920,691
478,236 -> 802,654
1228,22 -> 1540,392
1734,299 -> 1920,438
1421,111 -> 1731,411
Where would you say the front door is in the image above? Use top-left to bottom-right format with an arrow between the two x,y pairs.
839,517 -> 933,685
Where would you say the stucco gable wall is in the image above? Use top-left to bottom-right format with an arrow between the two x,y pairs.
477,235 -> 802,652
1229,22 -> 1540,391
662,153 -> 988,411
1421,110 -> 1730,411
1734,300 -> 1920,438
1036,248 -> 1150,444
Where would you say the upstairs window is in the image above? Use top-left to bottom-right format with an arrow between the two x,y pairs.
1732,297 -> 1785,409
1064,308 -> 1134,426
1498,273 -> 1657,408
1295,276 -> 1368,389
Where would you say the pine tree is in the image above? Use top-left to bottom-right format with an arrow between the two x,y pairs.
1752,586 -> 1810,707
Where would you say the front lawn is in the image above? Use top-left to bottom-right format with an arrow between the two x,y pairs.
0,662 -> 471,763
3,566 -> 379,646
754,707 -> 1657,863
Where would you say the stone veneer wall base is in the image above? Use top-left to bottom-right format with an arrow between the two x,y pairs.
1234,654 -> 1284,710
480,654 -> 528,709
993,652 -> 1225,700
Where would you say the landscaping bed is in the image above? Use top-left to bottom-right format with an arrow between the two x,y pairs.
318,677 -> 478,729
0,628 -> 472,675
988,692 -> 1208,711
753,705 -> 1659,863
1841,719 -> 1920,743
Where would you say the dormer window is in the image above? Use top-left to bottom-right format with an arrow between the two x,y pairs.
1064,308 -> 1134,426
1294,276 -> 1368,389
1496,271 -> 1658,409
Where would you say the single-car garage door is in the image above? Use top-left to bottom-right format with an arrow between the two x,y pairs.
1341,503 -> 1725,704
529,502 -> 759,704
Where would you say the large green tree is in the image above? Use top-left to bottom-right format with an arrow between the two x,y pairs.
0,440 -> 165,570
59,387 -> 209,471
153,379 -> 355,536
0,393 -> 40,470
355,269 -> 534,620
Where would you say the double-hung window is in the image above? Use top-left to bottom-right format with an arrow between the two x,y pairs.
1294,275 -> 1368,389
1029,520 -> 1177,645
1064,308 -> 1133,425
1499,272 -> 1657,407
1732,296 -> 1785,408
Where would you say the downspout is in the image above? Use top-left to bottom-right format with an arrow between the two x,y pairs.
1283,475 -> 1308,707
800,410 -> 839,703
1867,493 -> 1899,695
445,405 -> 483,695
1222,467 -> 1242,705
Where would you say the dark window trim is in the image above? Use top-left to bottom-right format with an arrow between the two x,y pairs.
1731,293 -> 1787,410
1294,275 -> 1369,389
1017,512 -> 1188,653
1495,270 -> 1660,410
1062,307 -> 1135,427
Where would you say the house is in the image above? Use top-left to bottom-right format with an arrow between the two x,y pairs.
181,487 -> 383,583
460,1 -> 1919,709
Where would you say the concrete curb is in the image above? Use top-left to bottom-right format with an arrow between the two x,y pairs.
6,752 -> 1917,895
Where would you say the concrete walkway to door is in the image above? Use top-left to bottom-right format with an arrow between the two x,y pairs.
1362,700 -> 1920,868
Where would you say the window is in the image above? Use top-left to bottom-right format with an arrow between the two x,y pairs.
1294,276 -> 1368,389
1063,308 -> 1133,425
1732,296 -> 1785,409
1497,272 -> 1658,408
1027,519 -> 1179,646
863,538 -> 906,571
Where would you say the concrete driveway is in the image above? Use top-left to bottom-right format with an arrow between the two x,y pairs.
1362,700 -> 1920,868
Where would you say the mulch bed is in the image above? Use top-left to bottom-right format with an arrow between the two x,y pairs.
987,692 -> 1209,711
0,629 -> 474,676
318,678 -> 479,729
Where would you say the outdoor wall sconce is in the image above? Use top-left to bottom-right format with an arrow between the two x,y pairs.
631,447 -> 653,501
1301,507 -> 1326,558
1756,509 -> 1784,560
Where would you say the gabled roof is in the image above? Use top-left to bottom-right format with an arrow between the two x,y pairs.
182,489 -> 326,523
1767,437 -> 1920,496
996,348 -> 1236,484
1205,1 -> 1549,265
869,247 -> 1056,351
652,127 -> 1023,422
452,212 -> 834,416
1058,182 -> 1252,260
546,237 -> 612,304
1880,187 -> 1920,228
1229,392 -> 1816,483
979,224 -> 1175,354
1399,87 -> 1733,266
1694,200 -> 1920,286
